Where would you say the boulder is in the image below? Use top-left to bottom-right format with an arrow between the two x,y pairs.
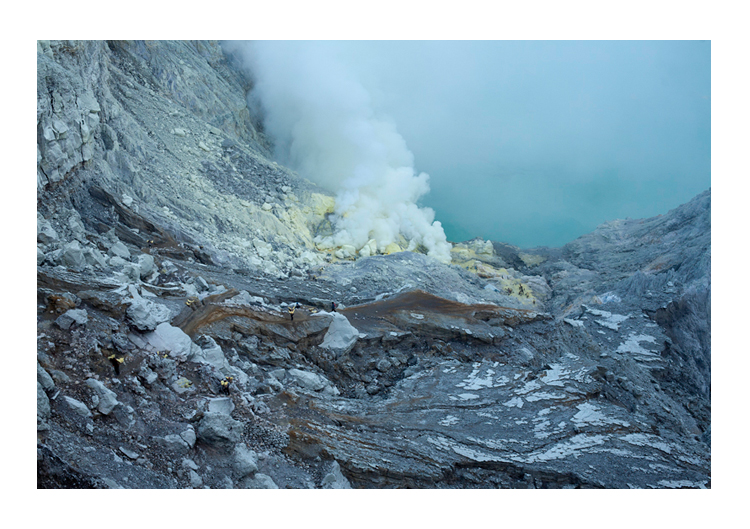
207,397 -> 235,416
37,364 -> 55,392
156,434 -> 191,454
127,296 -> 171,331
83,247 -> 108,269
85,378 -> 120,415
37,215 -> 58,243
144,323 -> 195,361
287,368 -> 327,392
241,473 -> 278,489
55,308 -> 88,330
63,396 -> 92,418
196,411 -> 243,448
60,240 -> 87,271
233,443 -> 259,479
180,426 -> 197,448
321,461 -> 352,489
189,470 -> 203,488
137,254 -> 156,279
109,241 -> 131,259
195,336 -> 231,371
37,382 -> 51,423
319,312 -> 359,355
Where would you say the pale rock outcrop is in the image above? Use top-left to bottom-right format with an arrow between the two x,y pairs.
233,443 -> 259,479
85,378 -> 120,415
126,288 -> 172,331
321,461 -> 352,489
241,473 -> 278,489
196,412 -> 243,448
55,308 -> 88,330
64,396 -> 93,418
318,312 -> 359,355
144,323 -> 196,361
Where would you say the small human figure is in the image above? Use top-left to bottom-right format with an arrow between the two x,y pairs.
331,301 -> 337,312
108,354 -> 124,375
220,376 -> 233,395
288,304 -> 295,321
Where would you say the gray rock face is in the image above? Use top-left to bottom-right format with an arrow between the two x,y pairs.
36,40 -> 710,490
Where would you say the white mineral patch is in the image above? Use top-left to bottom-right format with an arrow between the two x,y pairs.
503,397 -> 524,408
622,433 -> 673,454
523,434 -> 609,463
616,334 -> 658,355
494,375 -> 510,386
457,365 -> 496,391
410,313 -> 424,319
451,445 -> 497,462
515,379 -> 542,395
571,402 -> 607,426
439,415 -> 460,426
598,292 -> 621,304
586,306 -> 629,330
534,419 -> 551,439
564,318 -> 584,328
525,391 -> 566,402
540,364 -> 569,386
657,480 -> 708,489
457,393 -> 479,400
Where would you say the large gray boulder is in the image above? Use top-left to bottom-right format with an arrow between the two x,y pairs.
64,396 -> 92,418
144,323 -> 196,361
137,254 -> 156,279
318,312 -> 359,355
196,412 -> 243,448
37,364 -> 55,392
207,397 -> 235,416
37,214 -> 58,243
232,443 -> 259,479
127,297 -> 171,331
108,241 -> 131,259
60,241 -> 87,271
287,369 -> 327,392
85,378 -> 120,415
241,473 -> 278,489
321,461 -> 352,489
55,308 -> 88,330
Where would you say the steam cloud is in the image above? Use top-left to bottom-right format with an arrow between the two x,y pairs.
224,41 -> 452,263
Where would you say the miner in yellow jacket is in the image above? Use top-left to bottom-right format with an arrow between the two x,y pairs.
288,304 -> 295,321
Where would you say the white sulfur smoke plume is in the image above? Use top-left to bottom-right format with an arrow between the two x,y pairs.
224,41 -> 452,264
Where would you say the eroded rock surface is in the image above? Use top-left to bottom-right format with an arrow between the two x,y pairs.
36,40 -> 710,489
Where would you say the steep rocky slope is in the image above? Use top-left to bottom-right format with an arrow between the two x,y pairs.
36,40 -> 710,489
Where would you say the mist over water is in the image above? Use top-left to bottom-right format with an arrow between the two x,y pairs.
224,40 -> 711,250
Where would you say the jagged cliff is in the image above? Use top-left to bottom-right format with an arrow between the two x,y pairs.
36,40 -> 710,489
